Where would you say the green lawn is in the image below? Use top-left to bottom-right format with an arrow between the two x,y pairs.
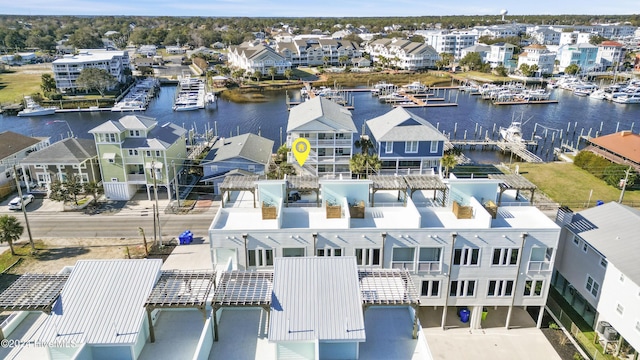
514,162 -> 640,209
0,241 -> 45,273
0,69 -> 48,104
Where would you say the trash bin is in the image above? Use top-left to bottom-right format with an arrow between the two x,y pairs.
179,230 -> 193,245
482,307 -> 488,321
460,308 -> 470,323
596,200 -> 604,206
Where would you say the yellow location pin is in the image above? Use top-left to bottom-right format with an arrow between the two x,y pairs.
292,138 -> 311,166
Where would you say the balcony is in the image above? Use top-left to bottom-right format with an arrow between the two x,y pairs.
127,173 -> 147,183
391,261 -> 415,271
527,261 -> 552,272
417,261 -> 441,273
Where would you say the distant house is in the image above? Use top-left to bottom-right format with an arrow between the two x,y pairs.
20,138 -> 99,192
596,40 -> 625,71
366,107 -> 447,176
165,46 -> 186,54
52,49 -> 130,93
89,115 -> 187,201
553,203 -> 640,353
200,133 -> 274,194
585,131 -> 640,173
517,44 -> 556,75
227,42 -> 291,76
0,131 -> 50,197
364,38 -> 439,70
286,97 -> 357,178
557,43 -> 599,73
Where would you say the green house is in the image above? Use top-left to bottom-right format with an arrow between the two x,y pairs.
89,115 -> 187,201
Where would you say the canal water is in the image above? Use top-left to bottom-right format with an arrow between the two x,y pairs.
1,86 -> 638,163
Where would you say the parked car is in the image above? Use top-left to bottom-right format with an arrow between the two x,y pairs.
8,194 -> 34,210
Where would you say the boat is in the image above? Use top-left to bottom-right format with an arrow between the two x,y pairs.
371,82 -> 396,96
172,74 -> 205,111
205,92 -> 217,108
399,81 -> 428,94
499,121 -> 525,143
17,96 -> 57,117
612,94 -> 640,104
589,89 -> 607,100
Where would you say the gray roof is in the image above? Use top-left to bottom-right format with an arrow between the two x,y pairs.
204,133 -> 274,164
37,259 -> 162,345
21,138 -> 96,164
0,131 -> 41,159
287,97 -> 357,133
366,107 -> 447,142
269,257 -> 365,342
567,202 -> 640,285
122,122 -> 187,150
89,114 -> 157,134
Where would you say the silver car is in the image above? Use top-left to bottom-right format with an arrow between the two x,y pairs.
8,194 -> 34,210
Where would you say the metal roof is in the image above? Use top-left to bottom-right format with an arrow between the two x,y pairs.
287,97 -> 357,133
21,138 -> 96,164
37,259 -> 162,345
0,273 -> 69,313
203,133 -> 274,165
567,202 -> 640,285
145,270 -> 215,309
213,271 -> 273,306
269,257 -> 365,342
359,269 -> 420,306
366,107 -> 447,142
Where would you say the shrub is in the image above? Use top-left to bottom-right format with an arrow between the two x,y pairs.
549,322 -> 560,330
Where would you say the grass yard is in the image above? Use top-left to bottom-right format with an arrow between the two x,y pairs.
0,241 -> 46,273
514,162 -> 640,209
0,65 -> 52,104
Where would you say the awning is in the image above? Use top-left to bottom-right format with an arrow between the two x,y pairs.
102,153 -> 116,160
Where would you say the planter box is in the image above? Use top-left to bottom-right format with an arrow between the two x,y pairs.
452,200 -> 473,219
483,200 -> 498,219
262,202 -> 277,220
326,205 -> 342,219
349,200 -> 365,218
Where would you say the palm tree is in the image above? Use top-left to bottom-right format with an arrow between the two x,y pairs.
354,136 -> 374,155
350,153 -> 381,179
0,215 -> 24,255
284,69 -> 293,81
268,66 -> 277,81
441,154 -> 458,178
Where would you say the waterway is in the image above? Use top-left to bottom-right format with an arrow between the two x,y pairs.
1,86 -> 639,163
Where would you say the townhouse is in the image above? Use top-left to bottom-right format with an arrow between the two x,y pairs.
52,49 -> 130,93
0,131 -> 50,198
276,37 -> 363,67
415,30 -> 479,59
517,44 -> 556,75
227,42 -> 291,76
556,43 -> 599,73
364,38 -> 439,70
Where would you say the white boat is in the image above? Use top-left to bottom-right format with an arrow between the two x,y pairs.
589,89 -> 606,100
205,92 -> 216,108
17,96 -> 57,117
499,119 -> 526,144
612,94 -> 640,104
400,81 -> 428,93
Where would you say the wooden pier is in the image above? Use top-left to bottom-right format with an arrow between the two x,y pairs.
448,139 -> 543,163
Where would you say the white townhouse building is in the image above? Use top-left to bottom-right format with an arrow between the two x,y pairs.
209,175 -> 561,332
526,26 -> 562,46
517,44 -> 556,75
52,49 -> 130,93
559,32 -> 593,46
415,30 -> 479,59
286,97 -> 357,178
557,43 -> 599,73
227,42 -> 291,76
275,37 -> 362,67
597,41 -> 626,71
364,38 -> 439,70
461,42 -> 515,69
553,203 -> 640,357
474,25 -> 520,39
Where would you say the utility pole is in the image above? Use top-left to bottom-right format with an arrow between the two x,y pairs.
172,160 -> 180,208
151,160 -> 163,247
13,165 -> 35,252
618,166 -> 632,204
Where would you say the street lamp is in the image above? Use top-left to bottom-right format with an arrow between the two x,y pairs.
53,120 -> 74,138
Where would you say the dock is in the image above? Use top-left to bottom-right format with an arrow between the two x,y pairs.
448,139 -> 542,163
493,99 -> 559,106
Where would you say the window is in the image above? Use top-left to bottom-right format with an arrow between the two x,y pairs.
355,248 -> 381,266
487,280 -> 514,297
528,247 -> 553,272
129,130 -> 140,137
111,178 -> 118,182
34,164 -> 44,169
247,165 -> 256,172
317,248 -> 342,257
405,141 -> 418,153
421,280 -> 440,297
430,141 -> 438,153
391,247 -> 415,271
155,150 -> 162,157
108,158 -> 115,164
418,247 -> 441,272
524,280 -> 544,296
600,257 -> 607,269
385,142 -> 393,153
582,243 -> 588,253
128,149 -> 139,156
282,248 -> 305,257
146,151 -> 152,157
247,249 -> 273,267
491,248 -> 519,266
572,235 -> 580,246
453,248 -> 479,266
449,280 -> 476,297
616,303 -> 624,315
585,275 -> 600,297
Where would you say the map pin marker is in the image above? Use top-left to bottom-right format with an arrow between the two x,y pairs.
292,138 -> 311,166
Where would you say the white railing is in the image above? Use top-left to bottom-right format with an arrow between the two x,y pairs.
528,261 -> 552,272
127,174 -> 146,182
391,261 -> 415,271
418,262 -> 441,272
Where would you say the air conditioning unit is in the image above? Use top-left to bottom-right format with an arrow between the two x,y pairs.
568,285 -> 576,295
603,326 -> 619,341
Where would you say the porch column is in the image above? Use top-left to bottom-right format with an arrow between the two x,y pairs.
146,308 -> 156,343
505,305 -> 513,328
536,306 -> 545,329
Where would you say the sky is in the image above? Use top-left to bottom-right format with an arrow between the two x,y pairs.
3,0 -> 639,18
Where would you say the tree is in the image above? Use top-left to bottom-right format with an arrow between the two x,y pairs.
41,73 -> 57,94
75,67 -> 117,97
67,28 -> 104,49
83,181 -> 103,203
268,66 -> 277,81
252,70 -> 262,82
338,55 -> 349,67
49,180 -> 71,203
494,65 -> 508,77
565,64 -> 580,75
232,69 -> 245,82
0,215 -> 24,256
65,174 -> 83,205
284,69 -> 293,81
350,153 -> 381,179
354,136 -> 374,155
519,63 -> 534,77
459,52 -> 483,71
441,153 -> 458,178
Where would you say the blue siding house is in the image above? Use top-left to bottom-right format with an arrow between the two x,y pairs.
365,107 -> 447,175
200,133 -> 274,194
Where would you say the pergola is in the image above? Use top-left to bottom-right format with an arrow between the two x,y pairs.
219,175 -> 260,208
404,175 -> 448,206
488,174 -> 537,205
144,270 -> 216,342
0,273 -> 70,340
286,175 -> 320,207
369,175 -> 408,206
211,271 -> 274,341
358,269 -> 421,338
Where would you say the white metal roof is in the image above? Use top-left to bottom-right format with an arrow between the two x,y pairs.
366,107 -> 447,142
37,259 -> 162,345
269,257 -> 365,342
286,97 -> 357,133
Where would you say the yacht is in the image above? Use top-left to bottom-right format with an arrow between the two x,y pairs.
499,121 -> 525,143
612,94 -> 640,104
17,96 -> 57,117
589,89 -> 607,100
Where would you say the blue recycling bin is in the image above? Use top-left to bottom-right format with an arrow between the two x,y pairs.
459,308 -> 470,323
179,230 -> 193,245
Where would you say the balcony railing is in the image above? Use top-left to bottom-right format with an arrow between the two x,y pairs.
127,174 -> 146,182
418,261 -> 441,272
528,261 -> 552,272
391,261 -> 414,271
